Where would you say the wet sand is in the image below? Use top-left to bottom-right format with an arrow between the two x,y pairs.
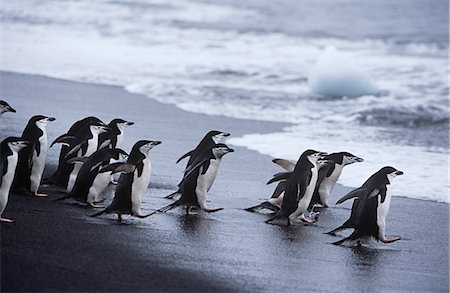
1,71 -> 448,292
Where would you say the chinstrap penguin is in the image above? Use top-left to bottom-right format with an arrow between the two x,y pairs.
0,137 -> 29,222
166,130 -> 230,200
153,143 -> 234,215
91,140 -> 161,223
328,166 -> 403,246
0,100 -> 16,117
12,115 -> 55,196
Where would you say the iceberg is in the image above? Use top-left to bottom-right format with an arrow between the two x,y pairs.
308,46 -> 378,97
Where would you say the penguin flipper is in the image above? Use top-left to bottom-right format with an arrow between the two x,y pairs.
176,150 -> 194,164
65,142 -> 84,158
267,172 -> 291,185
336,188 -> 368,204
99,163 -> 136,174
50,134 -> 75,147
0,155 -> 6,187
272,158 -> 295,172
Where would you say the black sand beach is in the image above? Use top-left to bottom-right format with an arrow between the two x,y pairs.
0,71 -> 448,292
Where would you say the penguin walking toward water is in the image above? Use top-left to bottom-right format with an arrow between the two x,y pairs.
91,140 -> 161,223
244,158 -> 294,213
44,116 -> 105,187
328,166 -> 403,246
265,149 -> 327,226
165,130 -> 230,200
57,148 -> 128,207
0,100 -> 16,117
98,118 -> 134,150
0,137 -> 29,222
310,152 -> 364,208
153,143 -> 234,215
64,122 -> 110,193
12,115 -> 55,196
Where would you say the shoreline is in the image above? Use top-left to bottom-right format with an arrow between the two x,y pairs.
1,71 -> 448,292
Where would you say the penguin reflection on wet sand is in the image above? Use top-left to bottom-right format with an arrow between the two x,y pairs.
57,148 -> 128,207
166,130 -> 230,200
0,137 -> 29,222
265,149 -> 327,226
91,140 -> 161,223
328,166 -> 403,246
153,143 -> 234,215
12,115 -> 55,196
0,100 -> 16,117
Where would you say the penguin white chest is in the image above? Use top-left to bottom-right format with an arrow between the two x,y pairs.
319,164 -> 343,195
30,129 -> 48,192
377,187 -> 392,239
131,157 -> 151,209
0,153 -> 18,213
196,159 -> 220,193
290,166 -> 319,219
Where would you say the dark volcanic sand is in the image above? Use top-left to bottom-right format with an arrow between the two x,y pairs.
0,71 -> 448,292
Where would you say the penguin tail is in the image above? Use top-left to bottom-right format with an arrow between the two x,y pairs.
245,202 -> 278,213
326,226 -> 345,236
265,212 -> 290,226
165,190 -> 181,199
157,200 -> 182,213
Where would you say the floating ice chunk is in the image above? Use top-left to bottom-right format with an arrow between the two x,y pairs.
308,46 -> 378,97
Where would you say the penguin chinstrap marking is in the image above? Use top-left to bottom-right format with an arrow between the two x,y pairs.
0,100 -> 16,117
64,122 -> 111,193
265,149 -> 328,226
0,137 -> 29,222
98,118 -> 134,150
90,140 -> 161,223
12,115 -> 55,196
328,166 -> 403,246
165,130 -> 230,200
310,152 -> 364,208
57,148 -> 128,207
155,143 -> 234,216
43,116 -> 105,187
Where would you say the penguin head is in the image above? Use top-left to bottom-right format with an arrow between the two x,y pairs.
110,118 -> 135,131
212,143 -> 234,158
341,152 -> 364,165
32,115 -> 56,127
302,149 -> 327,164
209,131 -> 231,144
0,100 -> 16,114
110,148 -> 129,162
135,140 -> 161,154
381,166 -> 404,182
2,137 -> 29,153
90,123 -> 110,135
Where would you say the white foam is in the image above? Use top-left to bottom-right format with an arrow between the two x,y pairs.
229,128 -> 449,204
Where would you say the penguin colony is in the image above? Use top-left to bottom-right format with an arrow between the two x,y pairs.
0,99 -> 404,246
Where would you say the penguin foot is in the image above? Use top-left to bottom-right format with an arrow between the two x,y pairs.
300,214 -> 317,223
203,207 -> 223,213
380,236 -> 401,243
93,197 -> 105,203
322,203 -> 330,208
34,192 -> 48,197
0,217 -> 14,223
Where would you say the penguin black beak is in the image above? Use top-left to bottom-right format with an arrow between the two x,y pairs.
8,106 -> 16,113
227,148 -> 234,153
48,117 -> 56,122
152,141 -> 162,146
223,132 -> 231,137
355,157 -> 364,162
395,171 -> 404,175
126,121 -> 135,126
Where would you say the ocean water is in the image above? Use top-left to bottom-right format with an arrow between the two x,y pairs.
1,0 -> 448,202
